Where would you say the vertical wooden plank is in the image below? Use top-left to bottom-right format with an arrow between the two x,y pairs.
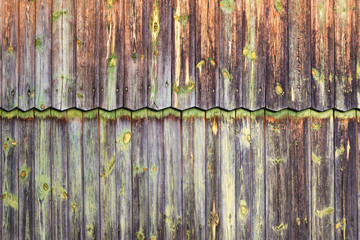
250,109 -> 265,239
241,0 -> 265,110
1,110 -> 18,239
289,110 -> 311,238
115,109 -> 132,239
219,0 -> 242,110
265,0 -> 288,111
311,109 -> 334,239
288,0 -> 311,110
131,109 -> 148,239
1,0 -> 19,110
182,109 -> 205,239
19,0 -> 35,110
124,0 -> 147,110
265,110 -> 290,240
195,0 -> 219,109
99,110 -> 117,239
334,110 -> 357,239
205,108 -> 221,240
34,110 -> 52,239
163,109 -> 182,239
219,110 -> 236,239
51,110 -> 68,240
358,2 -> 360,109
76,0 -> 98,110
172,0 -> 195,110
83,109 -> 100,239
334,0 -> 357,110
35,0 -> 52,110
67,109 -> 83,239
147,110 -> 164,239
99,0 -> 123,110
358,110 -> 360,237
311,0 -> 335,110
147,0 -> 171,109
235,109 -> 251,239
18,110 -> 35,240
52,0 -> 76,110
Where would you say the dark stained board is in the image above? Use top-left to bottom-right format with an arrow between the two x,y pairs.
289,110 -> 311,239
334,110 -> 357,239
195,0 -> 219,110
241,0 -> 265,110
35,0 -> 52,110
147,110 -> 164,239
235,109 -> 251,239
334,0 -> 357,110
83,109 -> 100,239
265,0 -> 288,111
51,110 -> 68,239
34,110 -> 52,239
311,0 -> 335,110
1,110 -> 18,239
52,0 -> 76,110
99,0 -> 123,110
124,0 -> 148,110
172,0 -> 195,110
18,110 -> 35,240
1,0 -> 19,110
311,109 -> 334,239
182,109 -> 205,239
115,109 -> 132,240
147,0 -> 172,109
163,109 -> 182,239
67,109 -> 83,239
19,0 -> 35,110
219,0 -> 242,110
265,110 -> 290,240
99,110 -> 117,239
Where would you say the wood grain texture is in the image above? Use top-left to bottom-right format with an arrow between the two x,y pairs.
288,0 -> 311,110
35,0 -> 52,110
67,109 -> 83,239
115,109 -> 132,240
99,0 -> 123,110
265,0 -> 288,111
265,110 -> 290,240
1,110 -> 18,239
205,108 -> 221,240
311,0 -> 335,110
52,0 -> 76,110
19,0 -> 35,110
182,109 -> 205,240
34,110 -> 52,239
289,110 -> 311,239
235,109 -> 251,239
51,110 -> 68,240
1,0 -> 19,110
311,109 -> 334,239
124,0 -> 148,110
334,0 -> 357,110
18,110 -> 35,240
195,0 -> 219,110
163,109 -> 182,239
147,0 -> 171,109
172,0 -> 195,110
241,0 -> 265,110
83,109 -> 100,240
358,2 -> 360,109
219,0 -> 242,110
334,110 -> 357,239
147,110 -> 164,239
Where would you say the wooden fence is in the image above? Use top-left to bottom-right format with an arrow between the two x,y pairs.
0,107 -> 357,239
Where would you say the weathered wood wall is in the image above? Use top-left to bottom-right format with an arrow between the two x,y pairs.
0,107 -> 357,239
1,0 -> 360,111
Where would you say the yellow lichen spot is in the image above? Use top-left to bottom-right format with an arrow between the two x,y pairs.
4,144 -> 8,149
247,134 -> 251,143
250,51 -> 257,60
20,171 -> 26,178
296,217 -> 301,226
72,203 -> 77,213
40,104 -> 45,109
196,59 -> 205,69
149,236 -> 157,240
315,207 -> 334,218
272,223 -> 288,232
209,58 -> 216,67
211,119 -> 218,135
136,230 -> 145,240
11,141 -> 17,146
152,167 -> 157,172
312,153 -> 321,165
140,54 -> 145,60
123,132 -> 131,144
240,200 -> 248,218
275,82 -> 284,96
335,218 -> 346,230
